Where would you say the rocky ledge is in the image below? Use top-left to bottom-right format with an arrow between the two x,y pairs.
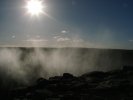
2,66 -> 133,100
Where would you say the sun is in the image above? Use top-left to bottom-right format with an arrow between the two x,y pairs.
26,0 -> 45,16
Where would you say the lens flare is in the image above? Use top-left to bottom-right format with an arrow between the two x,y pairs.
26,0 -> 45,16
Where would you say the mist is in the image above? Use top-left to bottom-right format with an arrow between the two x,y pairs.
0,47 -> 133,87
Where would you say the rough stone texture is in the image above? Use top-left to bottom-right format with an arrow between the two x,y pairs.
0,66 -> 132,100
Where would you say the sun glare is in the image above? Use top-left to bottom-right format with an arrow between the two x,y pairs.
26,0 -> 44,16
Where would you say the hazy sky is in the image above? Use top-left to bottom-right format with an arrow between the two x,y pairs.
0,0 -> 133,49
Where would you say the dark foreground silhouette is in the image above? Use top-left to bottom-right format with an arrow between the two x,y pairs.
0,66 -> 133,100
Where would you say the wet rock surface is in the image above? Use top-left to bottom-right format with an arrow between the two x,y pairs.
1,67 -> 133,100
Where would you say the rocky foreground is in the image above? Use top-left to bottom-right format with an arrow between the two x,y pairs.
1,66 -> 133,100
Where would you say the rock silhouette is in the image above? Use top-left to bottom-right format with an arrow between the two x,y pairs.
0,66 -> 132,100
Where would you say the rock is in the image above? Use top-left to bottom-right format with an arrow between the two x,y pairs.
49,76 -> 62,84
82,71 -> 108,79
123,66 -> 133,72
62,73 -> 74,79
5,68 -> 133,100
35,78 -> 49,88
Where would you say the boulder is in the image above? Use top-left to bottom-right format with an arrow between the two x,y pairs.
62,73 -> 74,79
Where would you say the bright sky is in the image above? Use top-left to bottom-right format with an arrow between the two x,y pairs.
0,0 -> 133,49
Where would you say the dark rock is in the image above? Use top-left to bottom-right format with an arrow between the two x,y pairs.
82,71 -> 108,79
35,78 -> 49,88
123,66 -> 133,71
4,69 -> 133,100
49,76 -> 62,83
62,73 -> 74,79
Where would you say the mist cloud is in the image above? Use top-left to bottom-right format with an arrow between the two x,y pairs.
0,47 -> 131,87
